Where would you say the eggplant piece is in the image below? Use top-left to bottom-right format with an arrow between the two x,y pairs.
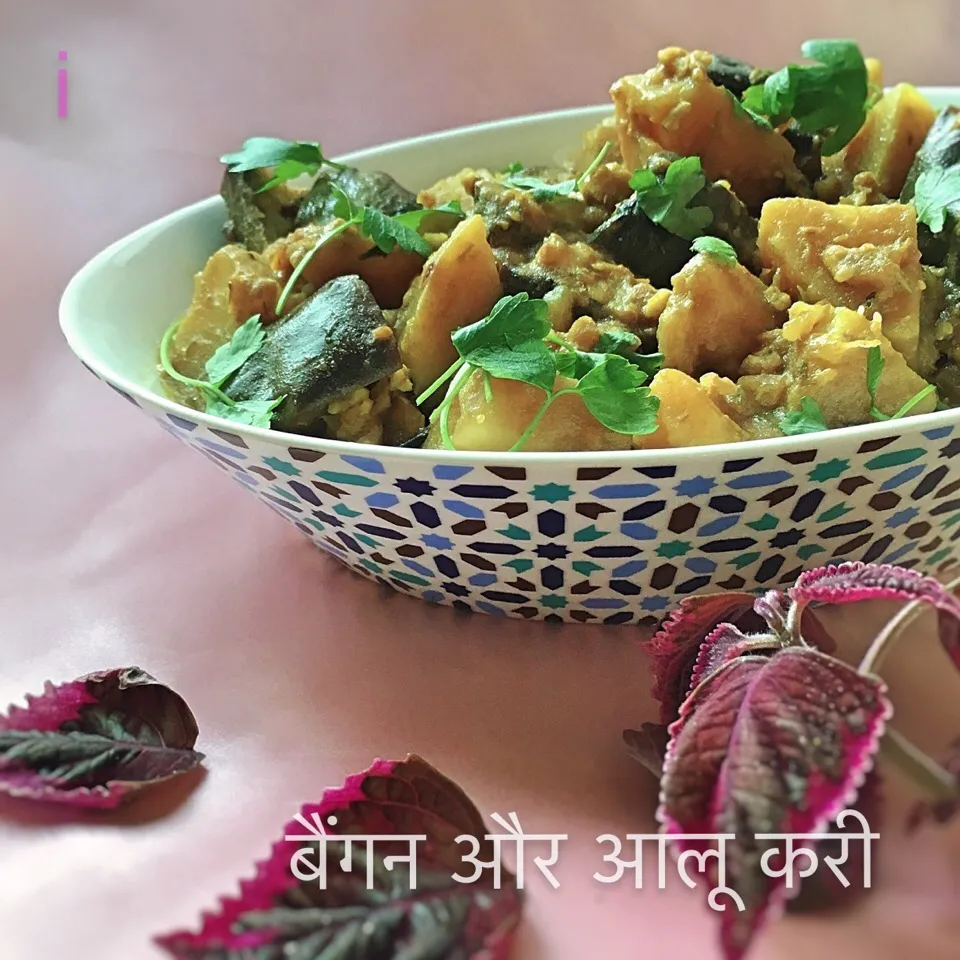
783,126 -> 823,186
226,275 -> 401,434
399,427 -> 429,449
901,107 -> 960,273
589,163 -> 761,284
706,55 -> 771,99
497,260 -> 557,300
221,170 -> 303,252
588,196 -> 692,287
296,166 -> 419,228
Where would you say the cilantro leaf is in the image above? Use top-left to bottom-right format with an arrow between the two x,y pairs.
913,166 -> 960,234
501,143 -> 611,203
593,329 -> 664,378
866,344 -> 885,403
451,294 -> 552,357
203,395 -> 285,429
502,173 -> 577,203
220,138 -> 345,192
359,207 -> 432,257
729,88 -> 773,130
204,315 -> 267,387
502,161 -> 524,175
630,156 -> 713,241
466,340 -> 557,393
691,235 -> 739,265
574,355 -> 660,435
739,39 -> 868,154
159,319 -> 283,429
391,201 -> 466,233
781,396 -> 829,435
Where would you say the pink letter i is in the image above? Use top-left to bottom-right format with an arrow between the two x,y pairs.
58,50 -> 68,118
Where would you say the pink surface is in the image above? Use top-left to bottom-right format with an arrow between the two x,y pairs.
2,3 -> 960,958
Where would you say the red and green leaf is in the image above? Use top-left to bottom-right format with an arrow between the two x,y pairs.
623,723 -> 670,777
643,592 -> 765,724
658,648 -> 891,960
156,755 -> 523,960
789,562 -> 960,668
0,667 -> 203,807
687,622 -> 783,693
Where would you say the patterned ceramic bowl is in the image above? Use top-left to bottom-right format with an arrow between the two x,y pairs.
60,97 -> 960,625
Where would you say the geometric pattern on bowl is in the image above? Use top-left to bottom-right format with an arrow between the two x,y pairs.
109,380 -> 960,626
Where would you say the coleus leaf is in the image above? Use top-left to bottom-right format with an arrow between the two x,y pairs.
789,561 -> 960,669
0,667 -> 202,807
687,622 -> 784,693
156,755 -> 523,960
643,592 -> 770,724
659,648 -> 891,960
622,723 -> 670,778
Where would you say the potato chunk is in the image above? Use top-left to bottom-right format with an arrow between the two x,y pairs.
169,245 -> 282,380
758,198 -> 923,364
424,371 -> 632,452
838,84 -> 936,198
395,215 -> 502,394
611,47 -> 800,209
778,301 -> 936,425
657,253 -> 783,378
634,368 -> 746,449
264,221 -> 423,310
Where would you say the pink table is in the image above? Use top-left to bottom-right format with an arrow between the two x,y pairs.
2,3 -> 960,957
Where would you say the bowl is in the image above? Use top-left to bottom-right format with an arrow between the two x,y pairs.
60,95 -> 960,626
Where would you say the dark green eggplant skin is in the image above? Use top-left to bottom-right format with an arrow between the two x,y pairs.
588,196 -> 692,287
902,107 -> 960,274
226,275 -> 401,434
497,260 -> 557,301
295,167 -> 419,227
902,107 -> 960,201
589,160 -> 760,284
706,55 -> 771,98
221,170 -> 301,252
783,126 -> 823,186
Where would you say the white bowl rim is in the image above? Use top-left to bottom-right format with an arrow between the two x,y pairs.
60,95 -> 960,466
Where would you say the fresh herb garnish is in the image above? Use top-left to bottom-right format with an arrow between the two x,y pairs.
725,88 -> 774,130
629,156 -> 713,241
913,166 -> 960,234
865,345 -> 938,420
418,293 -> 659,451
594,329 -> 665,378
159,316 -> 284,428
781,396 -> 829,435
502,142 -> 611,203
502,161 -> 524,175
220,137 -> 347,192
691,235 -> 739,265
274,186 -> 436,314
739,39 -> 869,154
391,200 -> 465,232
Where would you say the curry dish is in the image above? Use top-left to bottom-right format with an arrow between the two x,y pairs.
159,42 -> 960,452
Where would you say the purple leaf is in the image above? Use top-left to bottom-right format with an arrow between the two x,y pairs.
753,590 -> 790,633
688,622 -> 783,694
658,648 -> 891,960
0,667 -> 202,807
623,724 -> 670,777
785,770 -> 883,915
156,755 -> 523,960
789,562 -> 960,669
907,740 -> 960,831
644,592 -> 762,724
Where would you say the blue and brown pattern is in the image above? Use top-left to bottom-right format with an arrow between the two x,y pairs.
127,384 -> 960,625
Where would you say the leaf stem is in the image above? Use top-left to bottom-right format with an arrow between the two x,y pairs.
416,357 -> 465,407
437,361 -> 475,450
159,321 -> 234,406
880,727 -> 959,802
892,384 -> 937,419
574,140 -> 612,191
508,388 -> 576,452
276,218 -> 355,315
